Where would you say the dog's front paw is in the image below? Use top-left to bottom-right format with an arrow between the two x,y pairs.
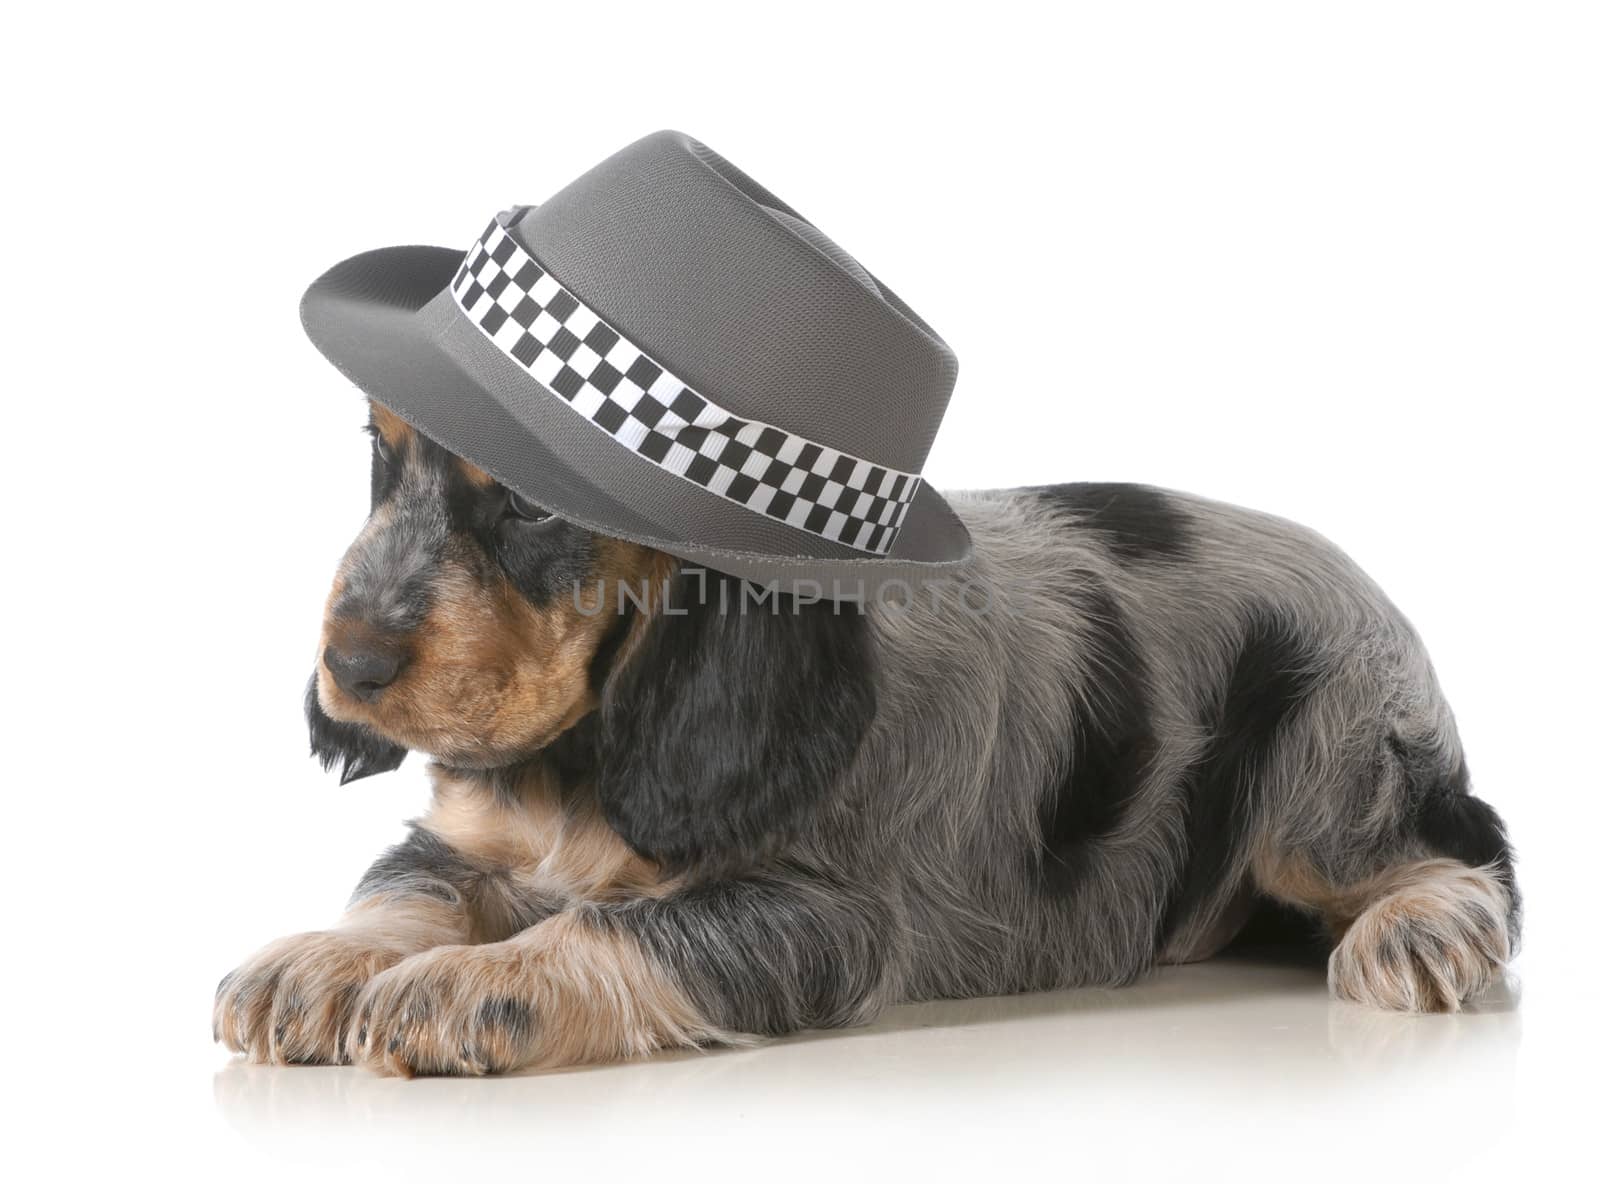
347,944 -> 538,1077
214,931 -> 413,1064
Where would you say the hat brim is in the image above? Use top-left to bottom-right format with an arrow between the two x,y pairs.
301,245 -> 973,594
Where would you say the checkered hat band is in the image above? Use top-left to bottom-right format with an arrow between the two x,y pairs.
450,219 -> 920,556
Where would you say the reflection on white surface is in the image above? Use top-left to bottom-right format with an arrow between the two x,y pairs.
211,949 -> 1526,1178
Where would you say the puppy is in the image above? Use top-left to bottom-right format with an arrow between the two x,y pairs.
215,400 -> 1519,1076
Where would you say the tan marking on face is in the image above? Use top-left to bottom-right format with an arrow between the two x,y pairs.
368,402 -> 415,453
348,911 -> 739,1076
455,455 -> 497,488
399,554 -> 591,758
319,526 -> 666,766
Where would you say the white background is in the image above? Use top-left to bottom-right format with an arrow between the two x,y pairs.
4,2 -> 1596,1180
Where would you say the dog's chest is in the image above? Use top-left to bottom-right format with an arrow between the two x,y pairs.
423,767 -> 667,908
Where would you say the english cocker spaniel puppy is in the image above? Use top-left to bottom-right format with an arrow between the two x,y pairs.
215,401 -> 1519,1076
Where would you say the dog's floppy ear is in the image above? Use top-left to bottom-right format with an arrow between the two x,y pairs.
304,674 -> 407,785
596,570 -> 877,875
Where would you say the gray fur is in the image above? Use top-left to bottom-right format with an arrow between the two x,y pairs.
611,488 -> 1513,1031
332,457 -> 449,632
310,480 -> 1516,1052
351,825 -> 479,909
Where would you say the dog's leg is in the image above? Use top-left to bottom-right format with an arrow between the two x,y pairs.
1251,731 -> 1520,1012
346,873 -> 894,1076
214,826 -> 516,1064
1243,629 -> 1519,1012
1256,849 -> 1515,1013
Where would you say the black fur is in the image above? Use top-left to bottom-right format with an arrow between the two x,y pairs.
1161,613 -> 1325,939
1038,574 -> 1156,892
1228,895 -> 1331,950
596,569 -> 878,875
1034,482 -> 1192,562
474,997 -> 533,1039
480,513 -> 595,610
410,429 -> 594,610
370,423 -> 596,612
620,871 -> 894,1035
351,824 -> 481,906
1406,752 -> 1521,935
1416,783 -> 1515,871
305,674 -> 407,785
537,713 -> 601,787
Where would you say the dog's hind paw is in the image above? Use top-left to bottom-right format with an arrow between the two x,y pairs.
1328,859 -> 1511,1013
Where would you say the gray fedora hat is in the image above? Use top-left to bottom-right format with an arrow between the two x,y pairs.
301,130 -> 971,592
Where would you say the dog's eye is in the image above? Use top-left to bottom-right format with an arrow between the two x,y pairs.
371,433 -> 396,466
503,490 -> 553,523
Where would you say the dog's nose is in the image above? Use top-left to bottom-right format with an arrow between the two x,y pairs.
323,644 -> 406,702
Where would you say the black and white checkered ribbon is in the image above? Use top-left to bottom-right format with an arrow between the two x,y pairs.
451,219 -> 920,555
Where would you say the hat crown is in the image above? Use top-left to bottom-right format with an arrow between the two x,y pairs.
509,131 -> 957,477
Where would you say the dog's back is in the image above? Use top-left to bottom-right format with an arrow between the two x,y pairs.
829,484 -> 1516,1010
